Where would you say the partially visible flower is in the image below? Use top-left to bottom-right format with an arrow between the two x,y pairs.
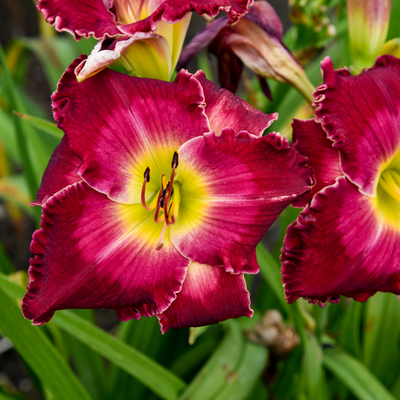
281,55 -> 400,305
22,56 -> 314,331
178,0 -> 315,102
38,0 -> 254,81
347,0 -> 390,71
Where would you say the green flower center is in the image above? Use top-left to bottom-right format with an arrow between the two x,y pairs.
376,151 -> 400,228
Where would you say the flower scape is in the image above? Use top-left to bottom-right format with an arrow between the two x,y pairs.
21,56 -> 314,332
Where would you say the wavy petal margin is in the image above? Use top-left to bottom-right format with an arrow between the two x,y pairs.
22,182 -> 189,325
281,177 -> 400,305
314,55 -> 400,196
119,0 -> 254,37
158,262 -> 252,333
52,57 -> 209,204
37,0 -> 121,40
32,135 -> 81,206
194,70 -> 278,137
171,129 -> 314,274
291,118 -> 341,207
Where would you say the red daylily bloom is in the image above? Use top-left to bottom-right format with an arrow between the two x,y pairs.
22,56 -> 314,331
37,0 -> 253,81
178,0 -> 314,102
282,55 -> 400,305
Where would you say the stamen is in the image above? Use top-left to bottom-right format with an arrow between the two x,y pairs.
155,221 -> 168,251
163,152 -> 180,222
136,0 -> 146,21
154,174 -> 167,223
141,166 -> 154,211
171,151 -> 179,169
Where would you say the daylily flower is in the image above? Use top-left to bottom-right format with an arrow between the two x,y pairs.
347,0 -> 390,71
178,0 -> 315,102
37,0 -> 254,81
281,55 -> 400,305
22,56 -> 313,331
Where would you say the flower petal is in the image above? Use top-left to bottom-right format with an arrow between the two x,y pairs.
194,70 -> 277,137
244,0 -> 282,40
291,118 -> 341,207
32,135 -> 81,206
52,57 -> 209,204
158,262 -> 252,333
281,177 -> 400,305
314,55 -> 400,196
171,129 -> 314,274
177,17 -> 229,70
37,0 -> 121,40
22,182 -> 190,325
119,0 -> 253,37
75,33 -> 173,82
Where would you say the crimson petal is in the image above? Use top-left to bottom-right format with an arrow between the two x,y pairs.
22,182 -> 189,325
171,129 -> 314,274
291,118 -> 341,207
194,71 -> 277,137
37,0 -> 121,40
119,0 -> 254,36
314,56 -> 400,196
52,57 -> 210,204
32,135 -> 81,206
282,177 -> 400,305
158,262 -> 252,333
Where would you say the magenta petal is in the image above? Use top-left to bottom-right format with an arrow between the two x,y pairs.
194,71 -> 277,137
37,0 -> 120,40
52,57 -> 209,204
120,0 -> 253,37
171,129 -> 314,274
158,262 -> 253,333
282,177 -> 400,305
314,56 -> 400,196
245,0 -> 283,40
177,17 -> 228,70
291,118 -> 341,207
22,182 -> 189,325
32,135 -> 81,206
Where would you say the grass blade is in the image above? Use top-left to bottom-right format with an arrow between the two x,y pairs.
0,285 -> 92,400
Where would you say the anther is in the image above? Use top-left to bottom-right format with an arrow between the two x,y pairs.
141,166 -> 154,211
144,166 -> 150,182
171,151 -> 179,169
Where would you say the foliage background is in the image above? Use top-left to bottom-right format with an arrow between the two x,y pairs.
0,1 -> 400,399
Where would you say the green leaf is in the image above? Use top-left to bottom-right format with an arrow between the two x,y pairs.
256,244 -> 307,341
178,321 -> 244,400
302,333 -> 329,400
0,285 -> 92,400
0,241 -> 14,274
13,111 -> 63,139
340,300 -> 362,358
213,341 -> 268,400
51,311 -> 186,400
0,392 -> 21,400
256,244 -> 288,313
363,292 -> 400,386
0,44 -> 38,201
0,273 -> 186,400
323,348 -> 396,400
